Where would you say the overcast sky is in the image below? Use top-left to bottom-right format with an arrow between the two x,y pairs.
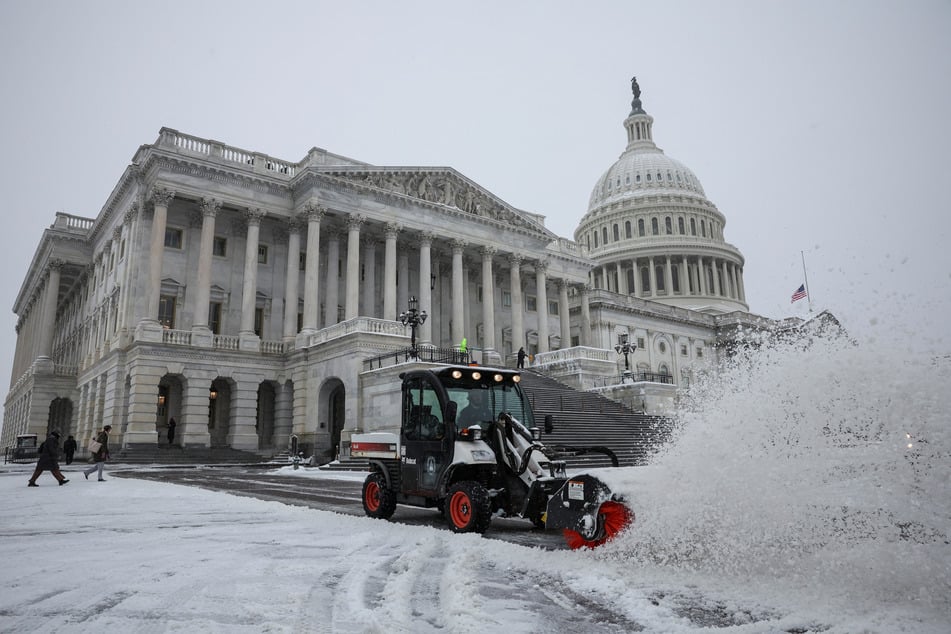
1,1 -> 949,395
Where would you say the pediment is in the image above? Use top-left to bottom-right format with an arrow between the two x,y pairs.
312,167 -> 554,238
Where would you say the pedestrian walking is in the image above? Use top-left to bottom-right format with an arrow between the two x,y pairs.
27,431 -> 69,487
517,346 -> 526,369
63,434 -> 77,465
167,418 -> 176,444
83,425 -> 112,482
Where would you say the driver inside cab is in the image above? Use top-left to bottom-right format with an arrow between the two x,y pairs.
457,390 -> 493,429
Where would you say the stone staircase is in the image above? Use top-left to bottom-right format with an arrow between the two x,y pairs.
518,370 -> 671,469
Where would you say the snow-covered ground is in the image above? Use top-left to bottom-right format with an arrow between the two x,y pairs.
2,336 -> 949,632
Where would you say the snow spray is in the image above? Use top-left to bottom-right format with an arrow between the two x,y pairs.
594,327 -> 951,613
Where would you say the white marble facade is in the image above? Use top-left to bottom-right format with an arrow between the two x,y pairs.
2,85 -> 779,458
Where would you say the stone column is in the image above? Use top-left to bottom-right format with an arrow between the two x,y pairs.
283,217 -> 302,341
239,209 -> 264,348
361,237 -> 377,318
418,232 -> 433,345
631,259 -> 640,297
180,380 -> 213,447
228,380 -> 261,451
580,284 -> 592,347
345,215 -> 364,320
324,231 -> 340,326
145,188 -> 174,325
301,203 -> 323,332
508,254 -> 524,354
737,266 -> 746,302
383,223 -> 399,320
723,261 -> 732,298
191,198 -> 220,342
535,260 -> 549,353
682,256 -> 689,295
712,258 -> 722,296
648,256 -> 657,296
451,240 -> 466,347
123,364 -> 161,446
37,261 -> 62,362
558,279 -> 570,349
664,255 -> 674,296
273,382 -> 294,452
617,261 -> 628,295
480,246 -> 498,364
397,250 -> 409,312
699,257 -> 708,295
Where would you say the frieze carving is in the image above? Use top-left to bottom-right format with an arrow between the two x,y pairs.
325,169 -> 544,233
200,198 -> 222,218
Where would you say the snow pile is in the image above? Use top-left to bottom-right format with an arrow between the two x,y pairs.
594,330 -> 951,627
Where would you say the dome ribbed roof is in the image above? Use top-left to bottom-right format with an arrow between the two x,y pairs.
588,149 -> 706,210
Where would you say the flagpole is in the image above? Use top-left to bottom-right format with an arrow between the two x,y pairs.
800,250 -> 813,313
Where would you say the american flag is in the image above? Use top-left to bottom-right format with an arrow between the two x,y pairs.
791,284 -> 807,303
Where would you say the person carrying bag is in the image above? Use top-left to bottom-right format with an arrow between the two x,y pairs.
83,425 -> 112,482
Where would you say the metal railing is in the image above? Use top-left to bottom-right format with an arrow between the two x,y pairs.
363,347 -> 470,371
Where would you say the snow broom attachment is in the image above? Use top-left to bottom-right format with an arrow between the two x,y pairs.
544,473 -> 633,549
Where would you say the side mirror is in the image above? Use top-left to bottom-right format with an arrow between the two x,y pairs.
544,414 -> 554,434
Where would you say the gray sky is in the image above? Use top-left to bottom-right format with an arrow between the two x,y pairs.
1,0 -> 949,395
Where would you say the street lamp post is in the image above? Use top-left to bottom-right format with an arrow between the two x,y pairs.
399,296 -> 428,359
614,333 -> 637,382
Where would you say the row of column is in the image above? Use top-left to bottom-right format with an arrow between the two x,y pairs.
140,196 -> 583,355
599,254 -> 746,302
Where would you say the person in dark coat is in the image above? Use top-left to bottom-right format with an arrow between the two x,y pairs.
167,418 -> 176,444
517,347 -> 526,369
27,431 -> 69,487
82,425 -> 112,482
63,435 -> 77,465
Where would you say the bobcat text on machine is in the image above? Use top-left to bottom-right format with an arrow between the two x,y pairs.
351,364 -> 633,549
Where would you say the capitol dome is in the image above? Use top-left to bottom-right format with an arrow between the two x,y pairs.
574,78 -> 748,315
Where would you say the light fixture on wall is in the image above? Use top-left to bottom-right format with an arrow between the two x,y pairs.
157,395 -> 166,406
209,389 -> 218,401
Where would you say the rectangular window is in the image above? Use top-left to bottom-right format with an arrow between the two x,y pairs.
213,236 -> 227,257
158,295 -> 176,329
549,301 -> 558,315
526,296 -> 537,312
637,337 -> 645,349
257,245 -> 269,264
681,344 -> 688,356
254,307 -> 264,336
696,347 -> 704,358
299,252 -> 306,271
502,291 -> 511,308
164,228 -> 183,249
477,286 -> 483,303
208,302 -> 222,334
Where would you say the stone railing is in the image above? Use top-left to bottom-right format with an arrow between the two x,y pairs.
157,128 -> 297,178
302,317 -> 405,348
160,329 -> 285,355
52,212 -> 95,234
533,346 -> 614,366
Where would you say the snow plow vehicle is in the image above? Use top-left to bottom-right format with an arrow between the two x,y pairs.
351,365 -> 633,549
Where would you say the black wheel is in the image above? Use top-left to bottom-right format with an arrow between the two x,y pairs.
362,472 -> 396,520
445,481 -> 492,533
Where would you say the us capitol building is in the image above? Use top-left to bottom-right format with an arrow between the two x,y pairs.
1,79 -> 787,458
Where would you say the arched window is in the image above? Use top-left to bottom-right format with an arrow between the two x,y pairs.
651,218 -> 659,235
586,235 -> 590,250
625,220 -> 632,239
701,220 -> 706,237
640,267 -> 651,292
593,232 -> 599,248
671,264 -> 680,293
690,218 -> 697,235
665,216 -> 672,234
602,227 -> 608,244
678,217 -> 685,234
613,224 -> 619,242
638,219 -> 645,237
655,266 -> 666,292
